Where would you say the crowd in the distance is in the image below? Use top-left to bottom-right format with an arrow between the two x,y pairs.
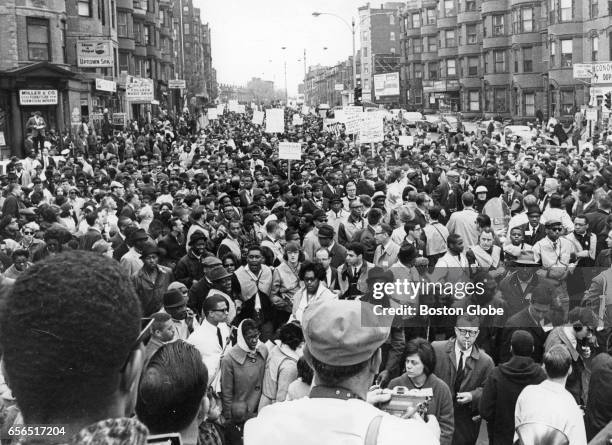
1,104 -> 612,445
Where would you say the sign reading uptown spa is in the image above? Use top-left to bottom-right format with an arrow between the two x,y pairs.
77,41 -> 113,67
19,89 -> 58,105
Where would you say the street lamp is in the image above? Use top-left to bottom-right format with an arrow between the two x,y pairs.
312,11 -> 356,91
281,46 -> 288,105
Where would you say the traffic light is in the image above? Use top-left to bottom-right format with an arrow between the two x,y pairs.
605,92 -> 612,110
354,87 -> 362,106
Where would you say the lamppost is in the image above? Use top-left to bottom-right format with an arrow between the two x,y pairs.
312,12 -> 356,91
281,46 -> 288,105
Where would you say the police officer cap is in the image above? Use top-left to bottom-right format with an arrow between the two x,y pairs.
302,300 -> 390,366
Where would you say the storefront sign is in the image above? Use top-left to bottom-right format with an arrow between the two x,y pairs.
168,79 -> 186,89
574,63 -> 593,79
334,83 -> 344,91
586,108 -> 598,121
590,62 -> 612,84
19,89 -> 58,105
112,113 -> 126,127
77,41 -> 113,67
126,77 -> 154,102
95,78 -> 117,93
373,72 -> 400,97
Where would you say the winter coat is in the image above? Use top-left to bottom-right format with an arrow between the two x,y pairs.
586,353 -> 612,440
258,343 -> 299,410
480,355 -> 547,445
220,343 -> 268,423
388,373 -> 455,445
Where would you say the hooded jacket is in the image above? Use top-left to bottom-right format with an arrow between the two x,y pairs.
480,355 -> 547,445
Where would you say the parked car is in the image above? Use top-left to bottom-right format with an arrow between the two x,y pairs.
504,125 -> 534,144
402,112 -> 425,127
422,114 -> 442,132
439,115 -> 462,134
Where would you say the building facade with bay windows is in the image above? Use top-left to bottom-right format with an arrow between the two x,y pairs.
400,0 -> 612,122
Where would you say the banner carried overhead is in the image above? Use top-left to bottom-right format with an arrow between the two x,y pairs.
77,41 -> 113,67
373,72 -> 400,97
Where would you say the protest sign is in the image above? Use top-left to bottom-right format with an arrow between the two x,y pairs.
344,106 -> 363,135
207,108 -> 218,120
358,113 -> 384,143
278,142 -> 302,160
252,110 -> 264,126
265,109 -> 285,133
399,135 -> 414,147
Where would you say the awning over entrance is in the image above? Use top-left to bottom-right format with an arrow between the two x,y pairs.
0,61 -> 77,80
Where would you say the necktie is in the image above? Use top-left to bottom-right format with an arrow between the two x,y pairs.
454,351 -> 465,395
216,326 -> 223,348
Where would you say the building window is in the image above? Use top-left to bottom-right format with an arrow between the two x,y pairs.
512,9 -> 519,33
523,46 -> 533,72
465,0 -> 476,11
494,88 -> 506,112
364,65 -> 369,75
27,18 -> 50,61
117,12 -> 129,37
561,90 -> 574,114
524,92 -> 535,115
144,25 -> 150,44
184,23 -> 190,35
61,20 -> 66,63
550,41 -> 556,66
590,0 -> 599,18
514,48 -> 519,72
414,63 -> 422,78
111,0 -> 115,28
414,38 -> 422,53
363,47 -> 368,58
484,51 -> 489,73
119,52 -> 129,73
560,0 -> 573,22
468,56 -> 478,75
390,31 -> 395,41
493,14 -> 504,36
467,24 -> 477,44
561,38 -> 572,67
592,36 -> 599,61
427,8 -> 436,25
414,89 -> 423,104
447,59 -> 456,76
469,91 -> 480,111
390,14 -> 395,25
444,0 -> 455,16
429,62 -> 438,79
428,36 -> 437,52
78,0 -> 92,17
147,0 -> 154,12
494,50 -> 506,73
522,8 -> 533,32
412,13 -> 420,28
99,0 -> 106,25
445,29 -> 456,47
390,47 -> 395,54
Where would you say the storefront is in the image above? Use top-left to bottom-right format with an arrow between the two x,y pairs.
0,62 -> 77,158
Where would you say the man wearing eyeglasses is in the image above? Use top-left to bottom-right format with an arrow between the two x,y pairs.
533,218 -> 574,321
433,315 -> 494,445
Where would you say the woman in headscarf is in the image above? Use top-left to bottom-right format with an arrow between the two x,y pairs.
270,241 -> 303,329
258,322 -> 304,410
220,318 -> 268,445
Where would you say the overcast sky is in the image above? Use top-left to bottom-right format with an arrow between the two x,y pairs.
194,0 -> 368,95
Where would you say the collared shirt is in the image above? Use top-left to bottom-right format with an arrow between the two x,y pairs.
533,236 -> 573,268
454,342 -> 473,369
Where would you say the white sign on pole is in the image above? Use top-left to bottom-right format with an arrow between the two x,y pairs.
344,106 -> 364,135
217,104 -> 225,115
322,119 -> 337,132
373,72 -> 400,97
168,79 -> 186,89
573,64 -> 593,79
228,100 -> 239,112
334,83 -> 344,91
292,114 -> 304,126
126,77 -> 154,102
399,135 -> 414,146
278,142 -> 302,160
358,113 -> 384,143
76,41 -> 113,67
95,78 -> 117,93
207,108 -> 218,119
252,110 -> 264,125
236,104 -> 246,114
19,89 -> 58,105
586,108 -> 598,121
265,109 -> 285,133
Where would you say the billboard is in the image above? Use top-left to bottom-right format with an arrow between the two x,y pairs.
77,41 -> 113,67
373,72 -> 400,97
126,76 -> 154,102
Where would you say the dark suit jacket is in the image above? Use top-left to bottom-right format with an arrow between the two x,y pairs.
432,182 -> 463,214
586,209 -> 612,253
499,308 -> 549,363
79,227 -> 103,251
239,189 -> 253,207
324,266 -> 340,291
159,233 -> 186,262
498,273 -> 555,318
576,200 -> 597,217
413,174 -> 435,194
110,232 -> 125,250
1,194 -> 20,219
328,242 -> 348,269
517,223 -> 546,246
113,241 -> 129,262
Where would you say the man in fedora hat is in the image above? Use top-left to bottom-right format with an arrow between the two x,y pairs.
187,255 -> 223,319
244,299 -> 440,444
174,231 -> 209,289
132,242 -> 173,316
25,111 -> 46,150
162,287 -> 198,340
119,227 -> 149,277
204,264 -> 237,324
